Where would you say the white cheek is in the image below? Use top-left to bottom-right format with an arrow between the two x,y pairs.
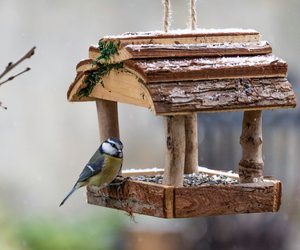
102,142 -> 116,155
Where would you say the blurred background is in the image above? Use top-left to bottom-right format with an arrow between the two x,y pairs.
0,0 -> 299,249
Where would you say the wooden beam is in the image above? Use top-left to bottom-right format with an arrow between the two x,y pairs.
163,116 -> 186,187
239,110 -> 263,183
184,114 -> 199,174
174,178 -> 281,217
124,55 -> 287,83
100,29 -> 261,46
96,99 -> 120,142
89,41 -> 272,62
87,181 -> 174,218
148,78 -> 296,115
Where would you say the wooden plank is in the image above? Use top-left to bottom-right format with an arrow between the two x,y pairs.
124,55 -> 287,83
87,180 -> 174,218
67,72 -> 95,102
100,29 -> 260,46
89,41 -> 272,62
67,69 -> 154,109
174,179 -> 281,217
147,77 -> 296,114
87,177 -> 281,218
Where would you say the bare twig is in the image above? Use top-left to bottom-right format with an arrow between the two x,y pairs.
0,46 -> 35,80
0,67 -> 31,86
0,101 -> 7,110
0,46 -> 35,110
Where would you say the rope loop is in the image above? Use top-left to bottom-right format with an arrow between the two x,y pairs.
163,0 -> 197,32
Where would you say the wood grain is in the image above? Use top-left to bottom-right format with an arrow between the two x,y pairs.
100,29 -> 260,46
87,180 -> 174,218
147,77 -> 296,114
124,55 -> 287,83
239,111 -> 264,183
174,179 -> 281,217
184,114 -> 199,174
86,177 -> 281,218
89,41 -> 272,62
163,116 -> 186,187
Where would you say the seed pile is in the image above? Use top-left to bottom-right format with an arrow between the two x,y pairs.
129,172 -> 238,187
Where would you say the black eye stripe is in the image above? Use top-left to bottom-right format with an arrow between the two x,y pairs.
110,143 -> 118,150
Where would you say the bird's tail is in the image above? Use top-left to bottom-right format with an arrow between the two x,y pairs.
59,184 -> 79,207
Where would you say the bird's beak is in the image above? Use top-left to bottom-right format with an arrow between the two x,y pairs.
118,150 -> 123,158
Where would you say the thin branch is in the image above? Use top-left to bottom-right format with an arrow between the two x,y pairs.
0,46 -> 36,110
0,101 -> 7,110
0,67 -> 31,86
0,46 -> 36,80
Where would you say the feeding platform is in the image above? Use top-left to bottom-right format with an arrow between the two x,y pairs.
87,168 -> 281,218
68,29 -> 296,218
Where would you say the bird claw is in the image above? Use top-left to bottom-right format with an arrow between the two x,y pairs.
108,176 -> 130,199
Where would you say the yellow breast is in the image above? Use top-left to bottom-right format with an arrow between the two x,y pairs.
87,155 -> 122,187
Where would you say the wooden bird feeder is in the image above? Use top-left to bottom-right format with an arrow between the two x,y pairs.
67,29 -> 296,218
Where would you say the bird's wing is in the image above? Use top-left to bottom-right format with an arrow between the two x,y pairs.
77,149 -> 104,182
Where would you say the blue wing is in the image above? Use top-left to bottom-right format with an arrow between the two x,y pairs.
77,149 -> 104,183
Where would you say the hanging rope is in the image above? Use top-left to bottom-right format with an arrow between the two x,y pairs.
190,0 -> 197,30
163,0 -> 171,32
163,0 -> 197,32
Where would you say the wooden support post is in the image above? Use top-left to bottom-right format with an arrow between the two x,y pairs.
163,116 -> 186,187
96,99 -> 120,142
184,114 -> 199,174
239,110 -> 263,183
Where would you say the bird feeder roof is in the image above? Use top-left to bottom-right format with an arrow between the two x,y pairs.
67,29 -> 296,115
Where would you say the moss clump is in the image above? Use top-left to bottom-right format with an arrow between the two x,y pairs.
79,40 -> 121,98
79,63 -> 123,97
92,40 -> 118,65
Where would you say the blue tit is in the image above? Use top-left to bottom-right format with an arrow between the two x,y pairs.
59,138 -> 123,207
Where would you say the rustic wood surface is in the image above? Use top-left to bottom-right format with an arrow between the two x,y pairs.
100,29 -> 260,46
87,177 -> 281,218
184,114 -> 199,174
89,41 -> 272,62
76,59 -> 96,72
96,99 -> 120,142
238,111 -> 263,183
87,180 -> 174,218
67,72 -> 95,102
124,55 -> 287,83
68,69 -> 153,108
147,77 -> 296,115
163,116 -> 186,186
174,179 -> 281,217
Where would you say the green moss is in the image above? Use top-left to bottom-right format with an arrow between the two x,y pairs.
78,63 -> 123,97
93,40 -> 119,64
79,40 -> 122,98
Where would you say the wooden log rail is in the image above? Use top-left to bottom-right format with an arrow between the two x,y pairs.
96,99 -> 120,142
239,110 -> 263,183
163,114 -> 199,187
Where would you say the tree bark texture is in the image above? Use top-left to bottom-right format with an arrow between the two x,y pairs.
163,116 -> 186,187
239,110 -> 263,183
124,55 -> 287,83
147,77 -> 296,115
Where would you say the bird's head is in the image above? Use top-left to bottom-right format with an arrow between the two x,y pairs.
100,138 -> 123,158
